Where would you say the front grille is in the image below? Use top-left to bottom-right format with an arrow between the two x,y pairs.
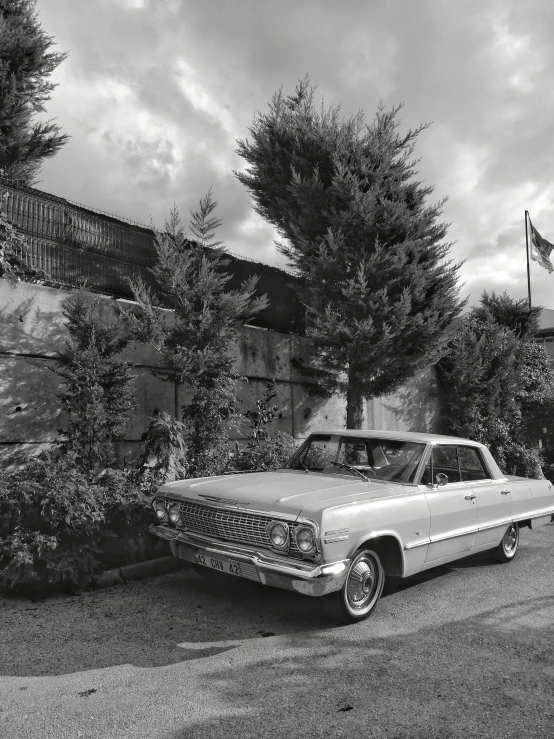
175,500 -> 304,555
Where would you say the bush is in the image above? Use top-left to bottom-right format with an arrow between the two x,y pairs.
228,381 -> 297,472
0,452 -> 151,594
136,411 -> 188,490
232,432 -> 297,471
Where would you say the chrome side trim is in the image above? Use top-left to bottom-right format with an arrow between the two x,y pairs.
324,535 -> 349,544
513,507 -> 554,522
325,528 -> 349,536
404,506 -> 554,550
404,538 -> 431,550
405,526 -> 476,551
472,517 -> 513,533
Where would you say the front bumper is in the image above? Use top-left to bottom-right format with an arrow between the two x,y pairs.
149,524 -> 349,597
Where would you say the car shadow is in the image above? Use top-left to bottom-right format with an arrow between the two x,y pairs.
0,566 -> 339,677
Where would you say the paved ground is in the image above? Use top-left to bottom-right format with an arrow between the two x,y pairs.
1,524 -> 553,739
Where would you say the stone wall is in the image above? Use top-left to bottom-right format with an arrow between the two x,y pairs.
0,279 -> 440,465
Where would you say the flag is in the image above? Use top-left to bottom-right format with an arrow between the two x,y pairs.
529,218 -> 554,273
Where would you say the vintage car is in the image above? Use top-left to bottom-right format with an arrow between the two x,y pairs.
149,430 -> 554,623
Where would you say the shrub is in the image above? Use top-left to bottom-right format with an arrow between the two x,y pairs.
135,412 -> 189,491
230,381 -> 297,472
244,380 -> 279,441
0,452 -> 151,594
232,431 -> 297,471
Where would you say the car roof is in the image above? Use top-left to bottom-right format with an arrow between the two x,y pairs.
307,429 -> 485,447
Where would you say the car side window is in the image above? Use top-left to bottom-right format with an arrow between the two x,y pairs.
458,446 -> 489,481
432,445 -> 461,483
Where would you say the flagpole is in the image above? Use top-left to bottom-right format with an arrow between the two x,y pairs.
525,210 -> 532,309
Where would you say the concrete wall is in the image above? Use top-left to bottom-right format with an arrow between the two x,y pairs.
0,279 -> 440,465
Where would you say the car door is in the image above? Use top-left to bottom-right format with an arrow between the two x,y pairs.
421,444 -> 478,562
458,445 -> 511,548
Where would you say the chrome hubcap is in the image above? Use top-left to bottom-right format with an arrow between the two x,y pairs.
346,556 -> 377,610
503,525 -> 518,554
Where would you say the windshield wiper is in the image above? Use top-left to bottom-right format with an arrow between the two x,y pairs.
298,459 -> 310,473
334,462 -> 370,481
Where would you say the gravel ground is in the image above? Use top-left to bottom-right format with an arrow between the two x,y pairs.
1,524 -> 553,739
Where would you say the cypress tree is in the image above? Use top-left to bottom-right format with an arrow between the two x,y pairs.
236,77 -> 465,428
55,293 -> 135,474
127,190 -> 268,475
472,290 -> 541,339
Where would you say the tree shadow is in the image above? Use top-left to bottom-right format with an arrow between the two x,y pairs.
0,294 -> 68,465
379,367 -> 441,432
168,594 -> 554,739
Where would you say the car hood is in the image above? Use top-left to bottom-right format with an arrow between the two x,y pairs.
159,469 -> 402,518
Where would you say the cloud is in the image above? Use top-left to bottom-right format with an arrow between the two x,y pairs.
34,0 -> 554,309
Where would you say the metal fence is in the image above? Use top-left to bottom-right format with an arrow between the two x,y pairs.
1,178 -> 303,334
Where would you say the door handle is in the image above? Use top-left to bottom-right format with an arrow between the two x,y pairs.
500,489 -> 510,495
465,494 -> 476,501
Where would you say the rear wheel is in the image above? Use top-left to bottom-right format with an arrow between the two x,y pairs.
322,549 -> 385,624
490,522 -> 519,563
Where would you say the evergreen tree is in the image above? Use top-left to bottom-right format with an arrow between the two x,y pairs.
55,292 -> 135,474
0,0 -> 69,184
236,77 -> 464,427
437,295 -> 554,478
127,189 -> 268,476
472,290 -> 541,339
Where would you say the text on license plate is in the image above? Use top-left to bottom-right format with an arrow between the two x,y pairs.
194,552 -> 241,576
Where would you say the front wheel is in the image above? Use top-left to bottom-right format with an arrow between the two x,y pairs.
322,549 -> 385,624
490,522 -> 519,563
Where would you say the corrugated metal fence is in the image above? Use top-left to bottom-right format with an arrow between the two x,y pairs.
0,178 -> 304,334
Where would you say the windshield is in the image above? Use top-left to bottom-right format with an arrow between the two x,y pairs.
287,434 -> 426,484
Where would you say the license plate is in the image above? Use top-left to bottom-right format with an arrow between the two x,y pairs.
194,552 -> 242,577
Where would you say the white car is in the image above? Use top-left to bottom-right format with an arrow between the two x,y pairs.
149,430 -> 554,623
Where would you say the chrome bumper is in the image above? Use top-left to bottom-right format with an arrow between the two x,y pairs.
148,524 -> 349,597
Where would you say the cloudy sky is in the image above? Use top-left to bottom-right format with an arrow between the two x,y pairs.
34,0 -> 554,310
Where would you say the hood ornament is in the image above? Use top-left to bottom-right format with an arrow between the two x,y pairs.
198,494 -> 250,507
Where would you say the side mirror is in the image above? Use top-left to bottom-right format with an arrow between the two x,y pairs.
435,473 -> 448,487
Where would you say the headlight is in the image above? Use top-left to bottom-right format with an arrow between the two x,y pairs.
294,526 -> 316,553
168,502 -> 181,525
153,498 -> 168,523
267,522 -> 289,550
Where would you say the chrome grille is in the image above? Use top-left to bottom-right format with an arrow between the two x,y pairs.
176,500 -> 302,554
